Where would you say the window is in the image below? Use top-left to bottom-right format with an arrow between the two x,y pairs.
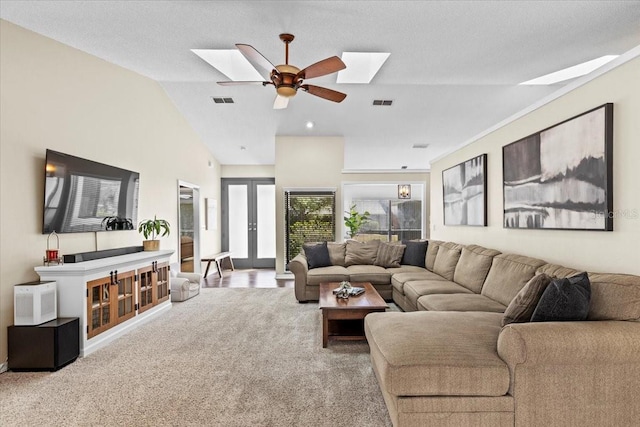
285,190 -> 336,266
343,183 -> 424,242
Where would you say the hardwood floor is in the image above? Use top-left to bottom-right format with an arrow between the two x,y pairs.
202,269 -> 294,289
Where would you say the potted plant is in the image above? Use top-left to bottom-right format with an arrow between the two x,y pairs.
101,216 -> 134,231
344,204 -> 370,239
138,215 -> 170,251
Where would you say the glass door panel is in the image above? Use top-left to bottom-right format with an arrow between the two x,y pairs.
228,185 -> 249,259
256,184 -> 276,260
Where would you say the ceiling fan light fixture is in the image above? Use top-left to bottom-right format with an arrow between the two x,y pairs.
276,86 -> 297,97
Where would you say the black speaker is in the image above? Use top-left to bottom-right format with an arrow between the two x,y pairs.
8,317 -> 80,371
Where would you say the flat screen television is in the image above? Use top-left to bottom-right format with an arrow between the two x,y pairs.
43,149 -> 140,234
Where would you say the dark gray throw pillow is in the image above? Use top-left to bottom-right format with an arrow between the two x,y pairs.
530,272 -> 591,322
303,242 -> 332,269
401,240 -> 428,268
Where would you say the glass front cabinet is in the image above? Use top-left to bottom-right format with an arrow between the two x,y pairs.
87,270 -> 136,339
137,261 -> 170,314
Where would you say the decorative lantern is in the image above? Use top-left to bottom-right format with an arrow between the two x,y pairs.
44,231 -> 63,265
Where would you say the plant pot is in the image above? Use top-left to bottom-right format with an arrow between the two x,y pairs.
143,240 -> 160,251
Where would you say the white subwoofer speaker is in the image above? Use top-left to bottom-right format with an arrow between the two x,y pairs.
14,281 -> 57,325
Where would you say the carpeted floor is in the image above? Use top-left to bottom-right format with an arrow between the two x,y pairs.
0,288 -> 392,427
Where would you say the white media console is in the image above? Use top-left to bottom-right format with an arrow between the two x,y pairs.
35,250 -> 174,357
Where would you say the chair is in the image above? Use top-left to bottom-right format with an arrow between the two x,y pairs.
169,263 -> 201,302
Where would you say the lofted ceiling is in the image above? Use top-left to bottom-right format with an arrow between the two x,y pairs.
2,1 -> 640,170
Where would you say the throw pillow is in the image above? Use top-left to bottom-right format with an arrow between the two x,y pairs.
401,240 -> 428,267
374,242 -> 406,268
501,273 -> 553,326
303,242 -> 332,269
345,240 -> 380,266
530,272 -> 591,322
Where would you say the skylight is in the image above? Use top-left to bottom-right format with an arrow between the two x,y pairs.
337,52 -> 390,84
191,49 -> 264,81
519,55 -> 618,85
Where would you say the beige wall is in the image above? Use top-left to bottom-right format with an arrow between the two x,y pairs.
274,136 -> 431,274
0,21 -> 221,367
430,56 -> 640,275
221,164 -> 275,178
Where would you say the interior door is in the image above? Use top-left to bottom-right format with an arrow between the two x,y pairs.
178,182 -> 201,273
222,178 -> 276,269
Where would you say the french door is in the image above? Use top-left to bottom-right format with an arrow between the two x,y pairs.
221,178 -> 276,269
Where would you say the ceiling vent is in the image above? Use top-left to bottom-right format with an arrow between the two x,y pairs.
412,144 -> 429,149
372,100 -> 393,106
212,97 -> 234,104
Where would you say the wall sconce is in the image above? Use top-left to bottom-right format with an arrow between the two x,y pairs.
398,184 -> 411,199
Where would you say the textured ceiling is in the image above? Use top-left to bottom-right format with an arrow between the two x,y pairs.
2,1 -> 640,170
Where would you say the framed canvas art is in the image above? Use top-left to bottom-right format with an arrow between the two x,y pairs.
503,103 -> 613,231
442,153 -> 487,226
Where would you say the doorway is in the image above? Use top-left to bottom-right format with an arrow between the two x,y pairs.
221,178 -> 276,269
178,181 -> 201,273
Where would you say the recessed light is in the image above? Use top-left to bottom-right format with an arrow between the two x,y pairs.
519,55 -> 618,85
305,121 -> 314,129
337,52 -> 390,84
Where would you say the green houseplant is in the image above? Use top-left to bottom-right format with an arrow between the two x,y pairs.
344,204 -> 370,239
138,215 -> 170,251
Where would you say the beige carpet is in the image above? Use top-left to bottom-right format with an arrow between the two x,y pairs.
0,288 -> 392,426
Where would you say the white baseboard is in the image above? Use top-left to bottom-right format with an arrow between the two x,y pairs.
276,272 -> 293,280
0,361 -> 8,374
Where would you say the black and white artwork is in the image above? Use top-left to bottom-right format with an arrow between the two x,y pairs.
443,154 -> 487,226
503,103 -> 613,231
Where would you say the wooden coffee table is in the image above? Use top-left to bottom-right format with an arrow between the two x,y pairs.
318,282 -> 388,348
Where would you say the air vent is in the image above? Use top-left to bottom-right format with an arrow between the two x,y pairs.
372,99 -> 393,106
212,97 -> 234,104
412,144 -> 429,149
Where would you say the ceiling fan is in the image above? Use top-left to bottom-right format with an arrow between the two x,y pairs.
218,33 -> 347,109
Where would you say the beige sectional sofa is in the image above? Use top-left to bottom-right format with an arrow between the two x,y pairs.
288,239 -> 640,426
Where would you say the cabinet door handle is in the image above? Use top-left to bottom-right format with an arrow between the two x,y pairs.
110,271 -> 114,285
114,270 -> 118,284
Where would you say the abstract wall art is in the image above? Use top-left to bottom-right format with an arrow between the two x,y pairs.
503,103 -> 613,231
443,153 -> 487,226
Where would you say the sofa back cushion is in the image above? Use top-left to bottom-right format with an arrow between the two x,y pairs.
425,240 -> 442,271
586,273 -> 640,321
481,253 -> 547,306
454,245 -> 502,293
432,245 -> 462,281
536,263 -> 580,278
327,242 -> 346,266
345,239 -> 380,266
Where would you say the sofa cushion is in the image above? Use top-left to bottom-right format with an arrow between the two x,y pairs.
501,273 -> 553,326
481,254 -> 547,306
454,245 -> 501,293
586,273 -> 640,321
327,242 -> 346,266
531,272 -> 591,322
385,265 -> 428,276
401,240 -> 428,268
306,266 -> 350,285
417,294 -> 507,313
364,311 -> 509,396
432,246 -> 462,281
391,271 -> 446,294
374,242 -> 406,268
345,239 -> 380,266
536,263 -> 580,279
346,265 -> 391,285
405,280 -> 473,307
302,242 -> 332,269
425,240 -> 443,271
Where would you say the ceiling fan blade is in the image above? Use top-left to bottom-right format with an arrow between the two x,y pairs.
301,85 -> 347,103
297,56 -> 346,80
273,95 -> 289,110
236,44 -> 276,76
217,81 -> 266,86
